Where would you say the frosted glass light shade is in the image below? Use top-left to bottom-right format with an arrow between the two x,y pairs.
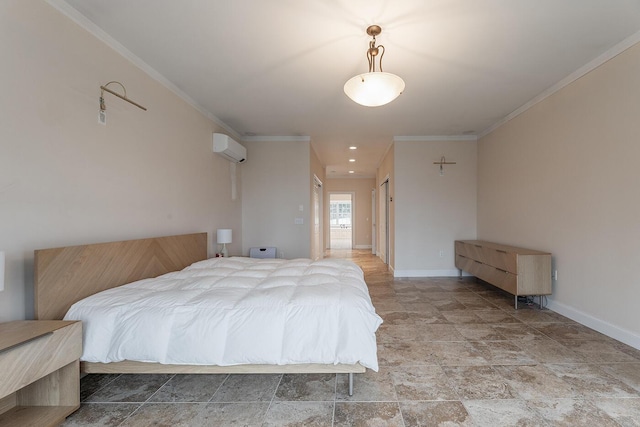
217,229 -> 232,244
344,72 -> 405,107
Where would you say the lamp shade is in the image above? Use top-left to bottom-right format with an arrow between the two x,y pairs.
344,72 -> 405,107
216,229 -> 232,244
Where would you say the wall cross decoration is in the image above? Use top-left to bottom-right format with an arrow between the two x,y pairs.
433,156 -> 456,176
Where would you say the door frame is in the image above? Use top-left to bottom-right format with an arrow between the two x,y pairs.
312,175 -> 323,260
371,188 -> 376,255
380,176 -> 390,264
328,191 -> 355,249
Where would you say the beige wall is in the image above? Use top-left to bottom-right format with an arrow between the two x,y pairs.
325,178 -> 376,249
394,139 -> 477,276
241,140 -> 311,259
376,145 -> 395,269
478,43 -> 640,348
0,1 -> 242,321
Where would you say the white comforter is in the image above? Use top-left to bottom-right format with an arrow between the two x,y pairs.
64,257 -> 383,371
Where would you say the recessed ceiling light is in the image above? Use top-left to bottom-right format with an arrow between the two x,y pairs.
349,146 -> 357,150
348,171 -> 355,174
349,159 -> 356,162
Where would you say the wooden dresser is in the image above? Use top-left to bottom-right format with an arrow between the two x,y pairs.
455,240 -> 551,308
0,321 -> 82,427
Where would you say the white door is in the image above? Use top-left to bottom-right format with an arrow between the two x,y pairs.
371,189 -> 376,255
379,178 -> 389,264
311,176 -> 323,260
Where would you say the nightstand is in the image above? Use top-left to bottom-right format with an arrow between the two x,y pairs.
0,321 -> 82,427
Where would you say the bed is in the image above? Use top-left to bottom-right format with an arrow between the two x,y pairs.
34,233 -> 382,395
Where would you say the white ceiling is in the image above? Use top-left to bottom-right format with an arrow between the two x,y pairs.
53,0 -> 640,178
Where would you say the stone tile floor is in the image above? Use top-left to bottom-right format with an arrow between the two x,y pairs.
62,250 -> 640,426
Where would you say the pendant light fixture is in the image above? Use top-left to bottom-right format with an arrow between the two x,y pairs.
344,25 -> 405,107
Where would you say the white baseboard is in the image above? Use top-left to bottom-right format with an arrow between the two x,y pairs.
546,299 -> 640,350
393,269 -> 472,278
354,245 -> 372,249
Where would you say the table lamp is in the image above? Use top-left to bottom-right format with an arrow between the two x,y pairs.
216,229 -> 232,257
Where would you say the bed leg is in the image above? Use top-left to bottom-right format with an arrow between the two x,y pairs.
348,373 -> 354,396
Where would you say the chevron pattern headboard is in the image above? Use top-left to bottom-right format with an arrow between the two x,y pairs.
34,233 -> 208,320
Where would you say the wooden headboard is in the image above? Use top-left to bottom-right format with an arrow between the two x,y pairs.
34,233 -> 208,320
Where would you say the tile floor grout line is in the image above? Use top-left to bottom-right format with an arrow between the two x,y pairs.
142,373 -> 176,405
260,373 -> 284,425
65,250 -> 640,426
80,373 -> 123,403
206,373 -> 230,403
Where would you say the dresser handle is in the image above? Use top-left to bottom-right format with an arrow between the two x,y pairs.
1,331 -> 53,354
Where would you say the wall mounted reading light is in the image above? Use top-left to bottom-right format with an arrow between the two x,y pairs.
99,81 -> 147,124
434,156 -> 456,176
344,25 -> 405,107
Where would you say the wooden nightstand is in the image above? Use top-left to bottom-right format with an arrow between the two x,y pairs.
0,321 -> 82,427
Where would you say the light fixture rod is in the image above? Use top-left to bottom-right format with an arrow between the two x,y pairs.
434,156 -> 456,176
433,156 -> 457,166
100,82 -> 147,111
366,25 -> 385,73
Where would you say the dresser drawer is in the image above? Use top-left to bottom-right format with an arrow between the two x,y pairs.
455,240 -> 551,306
467,243 -> 485,263
455,241 -> 472,260
483,247 -> 517,274
455,254 -> 475,272
0,321 -> 81,426
474,264 -> 517,295
494,269 -> 518,295
0,321 -> 82,399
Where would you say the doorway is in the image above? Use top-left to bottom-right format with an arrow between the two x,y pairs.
329,193 -> 354,249
379,177 -> 389,264
311,175 -> 323,260
371,189 -> 376,255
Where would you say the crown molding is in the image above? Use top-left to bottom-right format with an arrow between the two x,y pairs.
375,139 -> 395,170
46,0 -> 242,140
241,136 -> 311,143
393,135 -> 478,142
479,29 -> 640,139
326,173 -> 376,180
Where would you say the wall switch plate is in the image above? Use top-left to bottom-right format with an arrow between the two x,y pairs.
294,217 -> 303,225
439,250 -> 444,257
553,270 -> 558,280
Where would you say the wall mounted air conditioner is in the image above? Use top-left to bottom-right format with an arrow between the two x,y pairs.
213,133 -> 247,163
